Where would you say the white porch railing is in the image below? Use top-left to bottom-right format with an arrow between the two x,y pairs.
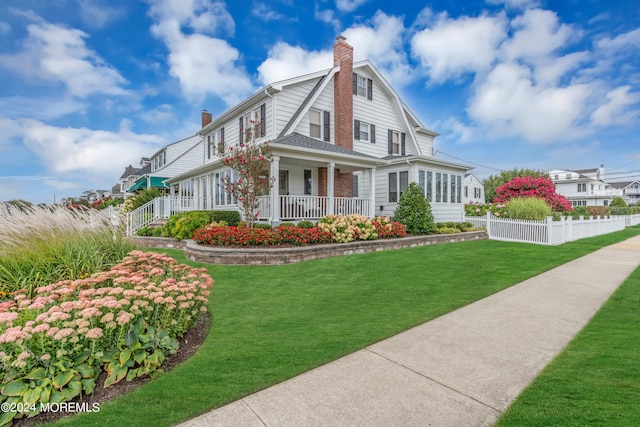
464,212 -> 627,245
127,195 -> 372,235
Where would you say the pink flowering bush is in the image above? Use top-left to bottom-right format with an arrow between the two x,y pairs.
464,202 -> 509,217
0,251 -> 212,425
493,176 -> 573,212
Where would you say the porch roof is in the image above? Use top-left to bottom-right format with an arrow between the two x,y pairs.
272,132 -> 380,161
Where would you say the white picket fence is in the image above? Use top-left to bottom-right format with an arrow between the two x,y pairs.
463,212 -> 628,245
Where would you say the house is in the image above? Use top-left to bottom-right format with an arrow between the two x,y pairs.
463,173 -> 485,204
119,161 -> 148,197
164,36 -> 472,225
609,181 -> 640,206
549,165 -> 622,207
123,135 -> 203,195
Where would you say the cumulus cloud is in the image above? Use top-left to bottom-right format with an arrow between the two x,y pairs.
0,19 -> 128,97
336,0 -> 368,12
590,86 -> 640,126
411,10 -> 508,83
468,62 -> 592,142
147,0 -> 253,104
77,0 -> 126,29
258,43 -> 333,84
18,119 -> 163,177
252,2 -> 287,21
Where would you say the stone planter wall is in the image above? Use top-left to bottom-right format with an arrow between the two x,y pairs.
131,231 -> 487,265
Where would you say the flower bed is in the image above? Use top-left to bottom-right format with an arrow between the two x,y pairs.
0,251 -> 213,426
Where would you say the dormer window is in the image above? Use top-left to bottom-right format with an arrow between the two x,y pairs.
309,109 -> 330,142
352,73 -> 373,100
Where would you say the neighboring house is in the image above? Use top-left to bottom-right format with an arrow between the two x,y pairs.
166,36 -> 472,223
549,165 -> 622,207
609,181 -> 640,206
119,161 -> 148,197
123,135 -> 203,195
81,189 -> 110,203
463,173 -> 485,204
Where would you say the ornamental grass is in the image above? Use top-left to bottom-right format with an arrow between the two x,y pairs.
0,204 -> 134,297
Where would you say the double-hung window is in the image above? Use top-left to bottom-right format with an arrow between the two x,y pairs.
352,73 -> 373,100
388,171 -> 408,203
354,120 -> 375,143
309,110 -> 331,141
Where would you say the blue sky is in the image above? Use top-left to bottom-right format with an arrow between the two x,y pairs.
1,0 -> 639,204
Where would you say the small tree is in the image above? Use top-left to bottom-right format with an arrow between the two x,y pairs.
494,176 -> 572,211
393,182 -> 435,234
483,168 -> 547,203
609,196 -> 627,208
219,120 -> 274,228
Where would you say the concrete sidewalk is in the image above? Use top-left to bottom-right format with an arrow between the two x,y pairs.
179,235 -> 640,427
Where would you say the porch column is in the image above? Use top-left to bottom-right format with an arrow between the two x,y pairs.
271,156 -> 280,222
369,167 -> 376,218
328,162 -> 335,214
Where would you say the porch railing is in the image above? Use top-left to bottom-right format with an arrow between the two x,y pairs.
127,195 -> 372,235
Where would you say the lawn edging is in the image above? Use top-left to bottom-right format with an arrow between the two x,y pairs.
131,230 -> 488,265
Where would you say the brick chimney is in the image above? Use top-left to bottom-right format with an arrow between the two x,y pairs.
201,110 -> 212,128
334,36 -> 353,150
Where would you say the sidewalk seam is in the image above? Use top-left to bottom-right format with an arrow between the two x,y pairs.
364,347 -> 502,414
241,399 -> 269,427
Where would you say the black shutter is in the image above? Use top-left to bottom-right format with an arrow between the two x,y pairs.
207,135 -> 211,159
260,103 -> 266,137
323,111 -> 330,142
401,132 -> 406,155
239,117 -> 244,143
220,127 -> 225,152
354,119 -> 360,140
371,124 -> 376,143
367,78 -> 373,101
352,73 -> 357,95
387,129 -> 393,154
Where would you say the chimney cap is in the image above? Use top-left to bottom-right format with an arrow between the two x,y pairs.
336,35 -> 346,42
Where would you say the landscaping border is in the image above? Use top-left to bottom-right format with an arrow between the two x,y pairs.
131,231 -> 488,265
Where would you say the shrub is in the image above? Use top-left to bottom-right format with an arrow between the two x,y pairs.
120,188 -> 163,213
253,223 -> 272,230
609,197 -> 627,208
393,182 -> 435,234
435,227 -> 461,234
587,206 -> 609,218
297,220 -> 315,229
317,214 -> 377,243
278,222 -> 295,228
504,197 -> 552,220
210,210 -> 241,226
161,211 -> 211,240
136,226 -> 154,236
464,202 -> 508,217
494,176 -> 572,211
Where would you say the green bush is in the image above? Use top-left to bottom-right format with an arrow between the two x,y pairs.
136,226 -> 153,236
210,210 -> 241,226
610,206 -> 640,215
297,220 -> 315,229
161,211 -> 211,240
505,197 -> 552,220
435,227 -> 461,234
253,223 -> 272,230
609,196 -> 628,208
393,182 -> 435,234
278,222 -> 295,227
121,188 -> 163,213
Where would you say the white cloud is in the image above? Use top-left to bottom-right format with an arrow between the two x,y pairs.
139,104 -> 177,123
0,96 -> 86,121
590,86 -> 640,126
411,10 -> 508,83
252,2 -> 287,21
343,11 -> 413,86
0,20 -> 128,97
596,28 -> 640,52
336,0 -> 368,12
440,117 -> 475,144
501,9 -> 577,64
18,119 -> 163,178
148,0 -> 253,104
77,0 -> 126,29
258,43 -> 333,84
315,6 -> 340,33
468,62 -> 592,142
532,51 -> 590,86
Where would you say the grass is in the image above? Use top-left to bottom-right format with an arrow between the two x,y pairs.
55,227 -> 640,426
0,204 -> 133,296
496,256 -> 640,426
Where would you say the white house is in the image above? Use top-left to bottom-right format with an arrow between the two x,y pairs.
549,165 -> 622,207
124,135 -> 203,196
463,173 -> 485,204
163,37 -> 471,226
609,181 -> 640,206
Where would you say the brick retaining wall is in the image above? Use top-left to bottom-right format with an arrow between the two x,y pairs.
131,231 -> 487,265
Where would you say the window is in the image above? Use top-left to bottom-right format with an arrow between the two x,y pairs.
352,73 -> 373,100
388,171 -> 408,202
465,185 -> 468,198
436,172 -> 442,202
572,200 -> 587,207
353,174 -> 359,197
214,128 -> 224,155
577,183 -> 587,192
566,173 -> 571,179
443,174 -> 448,203
309,110 -> 321,139
304,170 -> 312,195
474,187 -> 481,198
387,130 -> 405,155
456,175 -> 462,203
240,103 -> 266,143
554,174 -> 559,180
427,171 -> 433,202
419,170 -> 425,194
354,120 -> 375,143
389,173 -> 397,203
152,151 -> 166,171
450,175 -> 456,203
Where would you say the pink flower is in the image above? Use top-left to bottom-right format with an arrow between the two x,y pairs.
85,328 -> 103,339
116,312 -> 133,326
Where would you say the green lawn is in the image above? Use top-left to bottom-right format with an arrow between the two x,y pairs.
55,228 -> 640,426
496,255 -> 640,426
